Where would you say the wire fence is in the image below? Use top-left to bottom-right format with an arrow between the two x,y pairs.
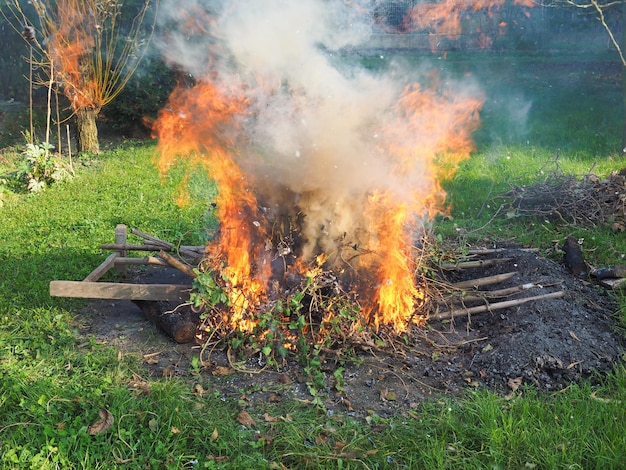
363,1 -> 609,53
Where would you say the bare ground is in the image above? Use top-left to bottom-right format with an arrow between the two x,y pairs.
74,245 -> 625,418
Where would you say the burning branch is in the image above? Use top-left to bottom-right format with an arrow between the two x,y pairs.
150,0 -> 485,341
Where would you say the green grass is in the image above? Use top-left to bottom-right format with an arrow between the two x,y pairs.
1,54 -> 626,468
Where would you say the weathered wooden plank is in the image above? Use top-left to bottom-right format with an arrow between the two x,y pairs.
50,281 -> 192,301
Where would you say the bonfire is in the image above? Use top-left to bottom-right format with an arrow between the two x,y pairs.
147,1 -> 485,359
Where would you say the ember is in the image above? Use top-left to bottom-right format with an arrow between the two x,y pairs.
152,0 -> 484,336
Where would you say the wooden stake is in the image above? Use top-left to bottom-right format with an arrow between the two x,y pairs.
130,228 -> 201,258
158,250 -> 197,279
66,124 -> 74,175
451,272 -> 517,290
439,258 -> 512,270
113,256 -> 169,266
430,290 -> 566,321
441,280 -> 564,304
465,248 -> 539,255
100,243 -> 205,255
83,253 -> 118,282
115,224 -> 128,277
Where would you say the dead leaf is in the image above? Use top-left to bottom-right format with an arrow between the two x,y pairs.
508,377 -> 523,392
336,451 -> 357,459
237,410 -> 257,428
263,413 -> 280,422
171,427 -> 180,434
590,392 -> 622,404
192,383 -> 206,396
268,394 -> 282,403
128,375 -> 152,395
464,377 -> 479,387
210,427 -> 219,441
87,409 -> 114,435
143,352 -> 161,365
278,374 -> 293,384
212,366 -> 232,376
569,331 -> 581,342
379,388 -> 388,400
269,463 -> 289,470
315,434 -> 329,445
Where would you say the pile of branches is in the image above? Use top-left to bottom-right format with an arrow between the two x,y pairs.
494,160 -> 626,231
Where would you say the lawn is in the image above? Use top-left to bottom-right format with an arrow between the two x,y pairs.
1,53 -> 625,469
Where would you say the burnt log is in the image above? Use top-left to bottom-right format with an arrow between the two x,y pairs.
563,236 -> 588,277
132,300 -> 198,344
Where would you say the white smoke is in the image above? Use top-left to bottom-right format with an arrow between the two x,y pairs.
154,0 -> 482,261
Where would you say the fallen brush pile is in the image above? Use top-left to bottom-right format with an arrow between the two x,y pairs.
55,227 -> 571,353
493,161 -> 626,231
74,235 -> 625,405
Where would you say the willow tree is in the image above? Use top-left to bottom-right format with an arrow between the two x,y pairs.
6,0 -> 156,153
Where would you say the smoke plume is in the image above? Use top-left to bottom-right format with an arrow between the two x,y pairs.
155,0 -> 482,262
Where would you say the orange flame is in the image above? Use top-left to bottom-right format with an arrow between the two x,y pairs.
151,2 -> 488,335
152,80 -> 269,332
360,82 -> 482,333
153,75 -> 483,334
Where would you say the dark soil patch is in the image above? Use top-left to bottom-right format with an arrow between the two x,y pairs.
76,245 -> 624,418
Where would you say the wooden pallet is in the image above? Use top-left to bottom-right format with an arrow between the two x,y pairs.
50,224 -> 199,302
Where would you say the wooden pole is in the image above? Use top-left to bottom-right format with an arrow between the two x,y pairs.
115,224 -> 128,277
158,250 -> 197,279
113,256 -> 169,267
130,228 -> 202,259
83,253 -> 119,282
451,272 -> 517,290
440,280 -> 564,304
439,258 -> 512,270
430,290 -> 567,321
